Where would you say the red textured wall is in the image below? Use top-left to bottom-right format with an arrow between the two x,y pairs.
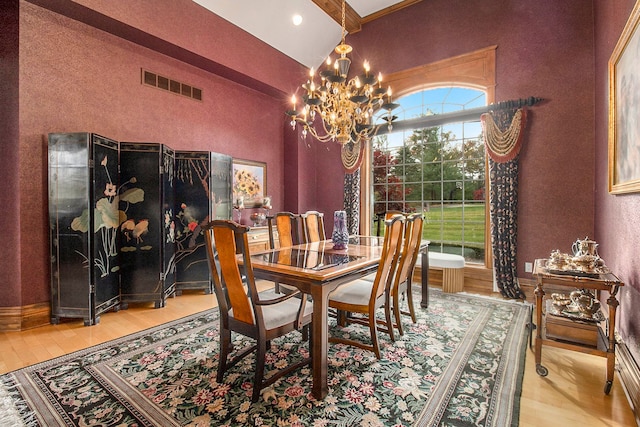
7,0 -> 599,308
594,0 -> 640,362
27,0 -> 305,97
9,1 -> 301,307
6,0 -> 639,360
0,2 -> 21,307
347,0 -> 597,276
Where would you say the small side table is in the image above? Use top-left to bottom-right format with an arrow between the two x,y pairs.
532,258 -> 623,394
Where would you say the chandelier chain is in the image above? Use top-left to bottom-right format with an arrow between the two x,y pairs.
341,0 -> 346,45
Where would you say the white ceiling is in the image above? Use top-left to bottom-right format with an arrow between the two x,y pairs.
192,0 -> 407,69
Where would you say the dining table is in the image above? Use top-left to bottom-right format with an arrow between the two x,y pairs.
249,235 -> 429,400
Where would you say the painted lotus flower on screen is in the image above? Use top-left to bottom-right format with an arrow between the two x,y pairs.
70,155 -> 145,277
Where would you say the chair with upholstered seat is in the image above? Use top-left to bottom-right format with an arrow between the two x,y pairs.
327,214 -> 404,359
389,213 -> 424,338
300,210 -> 326,243
203,220 -> 313,403
363,210 -> 423,340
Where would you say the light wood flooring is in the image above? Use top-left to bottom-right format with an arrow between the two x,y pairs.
0,286 -> 636,427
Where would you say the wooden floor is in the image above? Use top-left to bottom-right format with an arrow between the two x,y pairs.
0,286 -> 636,427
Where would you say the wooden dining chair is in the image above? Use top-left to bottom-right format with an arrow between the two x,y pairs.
389,213 -> 424,338
267,212 -> 301,294
300,210 -> 326,243
363,211 -> 403,283
267,211 -> 301,249
327,214 -> 405,358
374,210 -> 403,236
203,220 -> 313,403
364,211 -> 423,340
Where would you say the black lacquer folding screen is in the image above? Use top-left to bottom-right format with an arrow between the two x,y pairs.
48,132 -> 121,325
48,135 -> 235,324
119,142 -> 176,308
174,151 -> 232,294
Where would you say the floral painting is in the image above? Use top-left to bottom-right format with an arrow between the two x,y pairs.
232,159 -> 266,208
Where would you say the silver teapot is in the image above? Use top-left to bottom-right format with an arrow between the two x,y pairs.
572,237 -> 599,258
569,289 -> 600,318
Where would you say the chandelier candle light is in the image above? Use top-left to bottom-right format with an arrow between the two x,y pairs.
286,0 -> 398,170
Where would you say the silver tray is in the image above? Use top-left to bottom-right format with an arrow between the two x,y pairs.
545,261 -> 610,278
546,268 -> 602,278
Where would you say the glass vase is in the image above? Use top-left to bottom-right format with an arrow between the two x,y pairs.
331,210 -> 349,250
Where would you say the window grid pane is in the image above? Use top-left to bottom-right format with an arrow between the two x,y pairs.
372,87 -> 486,263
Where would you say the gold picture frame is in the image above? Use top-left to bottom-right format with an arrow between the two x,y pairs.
232,159 -> 267,208
609,0 -> 640,194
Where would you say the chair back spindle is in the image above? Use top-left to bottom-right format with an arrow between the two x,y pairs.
207,223 -> 256,324
395,213 -> 424,291
375,215 -> 405,301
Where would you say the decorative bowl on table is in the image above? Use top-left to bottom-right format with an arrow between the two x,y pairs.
572,254 -> 599,272
250,212 -> 266,226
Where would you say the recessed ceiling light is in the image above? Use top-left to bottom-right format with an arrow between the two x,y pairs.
292,14 -> 303,26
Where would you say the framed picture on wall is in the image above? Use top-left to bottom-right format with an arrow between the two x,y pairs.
609,0 -> 640,194
232,159 -> 266,208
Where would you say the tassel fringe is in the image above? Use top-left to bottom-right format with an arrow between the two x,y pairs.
482,108 -> 527,163
0,377 -> 36,427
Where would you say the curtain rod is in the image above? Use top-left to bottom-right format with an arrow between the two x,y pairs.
375,96 -> 544,135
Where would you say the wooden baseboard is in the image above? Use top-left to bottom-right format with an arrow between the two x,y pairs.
519,278 -> 537,303
0,303 -> 51,331
617,338 -> 640,425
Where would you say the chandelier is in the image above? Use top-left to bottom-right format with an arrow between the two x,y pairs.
285,0 -> 398,170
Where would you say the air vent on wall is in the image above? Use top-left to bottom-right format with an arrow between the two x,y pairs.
142,69 -> 202,101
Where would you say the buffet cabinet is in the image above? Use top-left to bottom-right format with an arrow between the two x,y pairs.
247,227 -> 274,253
174,151 -> 232,294
48,133 -> 121,325
119,142 -> 176,308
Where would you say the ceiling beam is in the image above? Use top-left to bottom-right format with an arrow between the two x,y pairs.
312,1 -> 424,33
361,0 -> 424,25
311,0 -> 362,34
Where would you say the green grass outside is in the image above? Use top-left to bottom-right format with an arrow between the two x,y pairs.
422,204 -> 485,248
375,204 -> 485,250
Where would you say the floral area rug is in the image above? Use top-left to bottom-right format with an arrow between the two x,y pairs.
0,289 -> 530,427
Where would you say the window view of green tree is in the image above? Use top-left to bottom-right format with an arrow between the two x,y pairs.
372,90 -> 487,263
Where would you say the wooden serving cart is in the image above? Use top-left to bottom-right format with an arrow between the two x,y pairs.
532,258 -> 623,394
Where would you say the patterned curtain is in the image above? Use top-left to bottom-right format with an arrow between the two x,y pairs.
344,169 -> 360,235
482,108 -> 527,299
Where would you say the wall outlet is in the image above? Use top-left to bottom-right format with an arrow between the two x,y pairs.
524,262 -> 533,273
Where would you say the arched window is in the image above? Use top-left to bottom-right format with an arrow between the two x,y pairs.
372,87 -> 486,263
361,46 -> 496,267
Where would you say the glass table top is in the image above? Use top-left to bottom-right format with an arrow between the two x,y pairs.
254,248 -> 361,270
